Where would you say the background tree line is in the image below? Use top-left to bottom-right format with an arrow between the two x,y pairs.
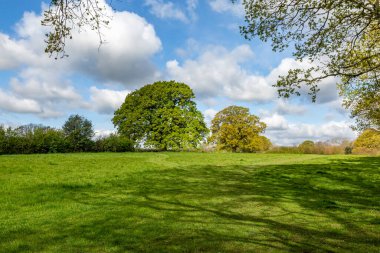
1,81 -> 378,155
0,116 -> 134,155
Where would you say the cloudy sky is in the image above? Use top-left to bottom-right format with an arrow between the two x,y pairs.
0,0 -> 356,145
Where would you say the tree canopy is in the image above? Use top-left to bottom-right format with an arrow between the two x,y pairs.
209,106 -> 271,152
239,0 -> 380,129
352,128 -> 380,154
63,114 -> 94,152
112,81 -> 208,151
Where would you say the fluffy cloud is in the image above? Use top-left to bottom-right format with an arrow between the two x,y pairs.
0,89 -> 41,114
262,113 -> 289,131
0,1 -> 161,117
265,58 -> 341,105
209,0 -> 244,17
203,108 -> 218,126
262,114 -> 356,146
275,99 -> 307,115
89,87 -> 130,114
167,45 -> 277,102
144,0 -> 198,23
145,0 -> 188,22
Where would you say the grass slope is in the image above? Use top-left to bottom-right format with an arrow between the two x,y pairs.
0,153 -> 379,252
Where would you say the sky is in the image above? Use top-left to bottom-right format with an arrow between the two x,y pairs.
0,0 -> 357,145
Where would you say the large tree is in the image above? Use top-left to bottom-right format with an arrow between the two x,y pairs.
209,106 -> 271,152
112,81 -> 208,151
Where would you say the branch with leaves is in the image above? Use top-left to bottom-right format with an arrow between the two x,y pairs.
41,0 -> 110,59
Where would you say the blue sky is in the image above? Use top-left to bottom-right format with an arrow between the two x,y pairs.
0,0 -> 356,145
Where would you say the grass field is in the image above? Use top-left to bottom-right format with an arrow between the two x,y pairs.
0,153 -> 379,252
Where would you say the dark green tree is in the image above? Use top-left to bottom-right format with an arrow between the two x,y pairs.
62,114 -> 94,152
113,81 -> 208,151
209,106 -> 270,152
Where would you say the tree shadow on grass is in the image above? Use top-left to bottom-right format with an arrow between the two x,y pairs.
2,157 -> 380,252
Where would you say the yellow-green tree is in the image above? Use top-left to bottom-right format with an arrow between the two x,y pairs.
298,140 -> 315,154
352,129 -> 380,154
209,106 -> 271,152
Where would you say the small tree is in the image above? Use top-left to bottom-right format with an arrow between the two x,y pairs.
209,106 -> 270,152
62,114 -> 94,152
113,81 -> 208,151
298,140 -> 315,154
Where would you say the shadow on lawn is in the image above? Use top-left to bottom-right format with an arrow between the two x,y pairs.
6,157 -> 380,252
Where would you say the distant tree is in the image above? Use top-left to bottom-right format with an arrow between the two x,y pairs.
62,114 -> 94,152
209,106 -> 270,152
352,129 -> 380,154
113,81 -> 208,151
298,140 -> 315,154
0,126 -> 5,154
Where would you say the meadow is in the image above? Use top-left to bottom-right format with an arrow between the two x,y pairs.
0,153 -> 379,252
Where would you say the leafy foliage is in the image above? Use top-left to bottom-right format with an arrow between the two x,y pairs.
240,0 -> 380,100
113,81 -> 208,151
340,82 -> 380,131
353,128 -> 380,154
42,0 -> 110,58
62,114 -> 94,152
209,106 -> 270,152
94,134 -> 134,152
298,140 -> 315,154
0,124 -> 68,154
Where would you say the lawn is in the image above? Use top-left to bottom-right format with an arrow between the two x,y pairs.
0,153 -> 379,252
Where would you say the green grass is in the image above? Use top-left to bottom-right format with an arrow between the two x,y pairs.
0,153 -> 379,253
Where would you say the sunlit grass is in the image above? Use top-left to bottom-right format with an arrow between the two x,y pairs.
0,153 -> 379,252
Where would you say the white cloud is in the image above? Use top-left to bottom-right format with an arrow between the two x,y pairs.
168,45 -> 339,104
262,113 -> 289,130
263,116 -> 356,146
10,69 -> 81,102
89,87 -> 130,114
94,129 -> 116,139
145,0 -> 189,22
204,108 -> 218,126
0,1 -> 162,118
0,34 -> 34,70
266,58 -> 340,104
186,0 -> 199,21
167,44 -> 277,102
209,0 -> 244,17
0,89 -> 41,114
275,99 -> 307,115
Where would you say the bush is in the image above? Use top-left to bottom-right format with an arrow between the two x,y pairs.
94,134 -> 134,152
0,125 -> 68,154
